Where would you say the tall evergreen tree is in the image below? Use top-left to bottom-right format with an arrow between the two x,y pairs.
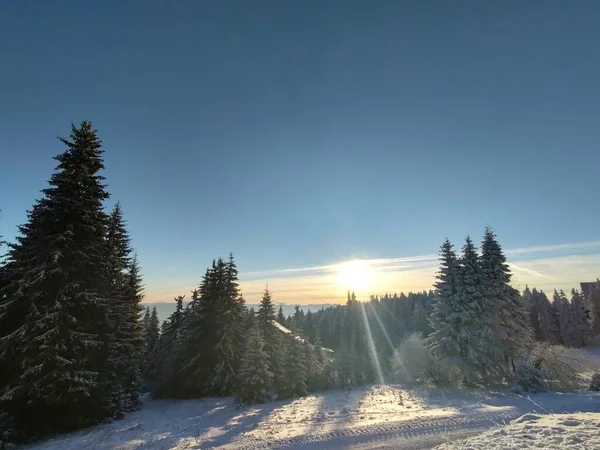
570,289 -> 593,347
456,237 -> 498,383
119,256 -> 145,411
257,287 -> 281,392
278,332 -> 308,399
305,336 -> 327,392
177,255 -> 245,397
535,290 -> 561,344
235,321 -> 273,405
143,306 -> 160,380
551,290 -> 565,344
523,286 -> 543,340
105,203 -> 144,416
428,240 -> 468,376
154,295 -> 186,397
143,306 -> 151,332
555,290 -> 579,347
276,305 -> 286,325
479,227 -> 531,375
0,122 -> 114,436
210,254 -> 246,394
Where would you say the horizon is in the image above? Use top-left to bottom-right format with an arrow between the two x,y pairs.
1,1 -> 599,304
142,239 -> 600,304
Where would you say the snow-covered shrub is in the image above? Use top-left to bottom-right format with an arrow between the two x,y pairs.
390,333 -> 450,386
518,343 -> 588,392
513,360 -> 548,392
589,373 -> 600,391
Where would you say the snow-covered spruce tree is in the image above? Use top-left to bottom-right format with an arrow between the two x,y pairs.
455,237 -> 499,384
535,290 -> 561,344
305,337 -> 327,393
523,287 -> 543,341
278,332 -> 308,399
0,216 -> 20,444
154,295 -> 186,397
0,122 -> 114,437
570,289 -> 593,347
174,266 -> 213,397
479,227 -> 531,376
143,306 -> 160,380
142,305 -> 151,332
428,240 -> 462,369
235,321 -> 273,405
277,305 -> 286,325
555,290 -> 579,347
550,291 -> 564,344
429,238 -> 493,384
208,254 -> 246,395
119,256 -> 145,410
177,256 -> 245,397
257,287 -> 281,393
105,204 -> 144,416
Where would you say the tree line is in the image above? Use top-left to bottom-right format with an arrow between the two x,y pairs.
1,122 -> 599,445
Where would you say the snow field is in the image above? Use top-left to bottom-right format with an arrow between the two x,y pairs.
436,412 -> 600,449
26,385 -> 600,449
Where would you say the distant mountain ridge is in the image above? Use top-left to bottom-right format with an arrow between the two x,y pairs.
143,301 -> 337,324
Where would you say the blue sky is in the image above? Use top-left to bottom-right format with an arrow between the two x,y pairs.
1,1 -> 599,302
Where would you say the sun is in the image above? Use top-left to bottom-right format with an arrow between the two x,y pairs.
336,260 -> 375,291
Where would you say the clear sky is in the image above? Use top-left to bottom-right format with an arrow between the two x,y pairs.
1,1 -> 599,303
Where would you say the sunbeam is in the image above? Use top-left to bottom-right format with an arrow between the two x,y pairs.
368,302 -> 398,354
359,302 -> 385,386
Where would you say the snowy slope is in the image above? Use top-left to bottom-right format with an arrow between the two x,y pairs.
436,412 -> 600,449
27,386 -> 600,450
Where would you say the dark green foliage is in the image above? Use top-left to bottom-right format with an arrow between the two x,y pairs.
0,122 -> 114,437
235,322 -> 273,405
276,305 -> 286,325
171,255 -> 245,398
118,256 -> 145,411
143,307 -> 160,380
105,204 -> 145,416
428,239 -> 462,362
480,227 -> 532,372
306,335 -> 327,392
257,288 -> 281,392
278,332 -> 308,399
154,295 -> 186,397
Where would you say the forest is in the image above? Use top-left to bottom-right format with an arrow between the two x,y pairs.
1,122 -> 599,445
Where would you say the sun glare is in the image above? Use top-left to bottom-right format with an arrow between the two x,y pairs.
336,260 -> 375,291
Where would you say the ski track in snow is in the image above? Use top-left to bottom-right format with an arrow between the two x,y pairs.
26,385 -> 600,450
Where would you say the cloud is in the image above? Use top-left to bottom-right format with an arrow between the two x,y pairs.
504,241 -> 600,255
144,240 -> 600,304
235,241 -> 600,304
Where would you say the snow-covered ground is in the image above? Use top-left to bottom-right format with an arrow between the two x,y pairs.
26,386 -> 600,449
25,339 -> 600,449
436,412 -> 600,449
